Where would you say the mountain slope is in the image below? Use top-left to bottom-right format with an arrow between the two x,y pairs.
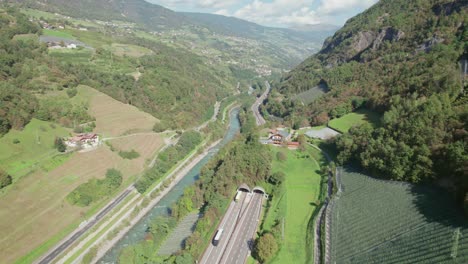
11,0 -> 335,73
13,0 -> 188,29
266,0 -> 467,206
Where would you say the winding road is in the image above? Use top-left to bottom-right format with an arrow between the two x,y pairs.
251,81 -> 271,126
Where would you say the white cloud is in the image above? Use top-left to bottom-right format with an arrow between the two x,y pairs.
318,0 -> 378,15
148,0 -> 237,10
196,0 -> 238,9
234,0 -> 321,27
214,9 -> 230,16
146,0 -> 378,27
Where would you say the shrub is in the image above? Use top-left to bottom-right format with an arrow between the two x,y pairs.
153,120 -> 170,132
254,233 -> 278,263
12,138 -> 20,144
54,137 -> 66,152
66,87 -> 78,98
0,169 -> 12,189
66,169 -> 123,206
276,151 -> 287,161
118,149 -> 140,159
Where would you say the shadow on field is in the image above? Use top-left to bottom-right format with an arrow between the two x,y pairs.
410,184 -> 468,227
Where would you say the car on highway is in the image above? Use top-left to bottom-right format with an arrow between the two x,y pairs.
213,228 -> 224,246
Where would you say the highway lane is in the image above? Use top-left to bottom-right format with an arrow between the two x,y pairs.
219,193 -> 263,264
200,192 -> 248,264
251,81 -> 271,126
36,188 -> 133,264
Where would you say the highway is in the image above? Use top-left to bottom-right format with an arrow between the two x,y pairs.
219,192 -> 263,264
200,191 -> 249,264
36,188 -> 133,264
200,191 -> 264,264
251,81 -> 271,126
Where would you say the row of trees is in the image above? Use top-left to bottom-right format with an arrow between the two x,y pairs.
66,169 -> 123,206
134,131 -> 202,193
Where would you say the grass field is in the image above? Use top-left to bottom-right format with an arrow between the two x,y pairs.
107,43 -> 153,58
76,85 -> 158,137
0,145 -> 141,264
48,48 -> 93,64
328,109 -> 380,133
264,147 -> 324,264
0,119 -> 70,179
107,133 -> 165,169
0,86 -> 166,263
42,29 -> 75,39
330,169 -> 468,263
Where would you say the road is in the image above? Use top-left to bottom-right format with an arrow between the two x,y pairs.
200,191 -> 249,264
35,188 -> 134,264
251,81 -> 271,126
219,192 -> 263,264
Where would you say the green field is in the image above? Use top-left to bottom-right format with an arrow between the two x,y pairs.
107,43 -> 153,58
0,118 -> 70,179
48,48 -> 93,63
42,29 -> 75,39
330,169 -> 468,263
328,109 -> 380,133
264,147 -> 325,264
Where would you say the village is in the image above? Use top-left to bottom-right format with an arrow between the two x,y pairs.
259,125 -> 341,149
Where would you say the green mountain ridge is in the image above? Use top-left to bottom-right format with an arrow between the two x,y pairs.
266,0 -> 467,206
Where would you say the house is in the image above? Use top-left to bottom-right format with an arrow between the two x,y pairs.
65,133 -> 99,149
268,129 -> 291,144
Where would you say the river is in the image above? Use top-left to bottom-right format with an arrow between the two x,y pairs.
99,108 -> 240,263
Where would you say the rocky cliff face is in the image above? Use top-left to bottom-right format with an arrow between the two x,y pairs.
319,26 -> 405,65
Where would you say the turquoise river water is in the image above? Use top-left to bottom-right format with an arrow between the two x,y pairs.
99,108 -> 240,263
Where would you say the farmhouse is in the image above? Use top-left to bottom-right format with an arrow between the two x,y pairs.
65,133 -> 99,149
268,129 -> 291,144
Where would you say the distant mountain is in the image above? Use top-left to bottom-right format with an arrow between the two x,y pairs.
181,12 -> 336,43
11,0 -> 335,69
11,0 -> 189,29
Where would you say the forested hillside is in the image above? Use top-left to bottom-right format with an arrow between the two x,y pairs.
0,5 -> 234,133
266,0 -> 467,208
9,0 -> 333,72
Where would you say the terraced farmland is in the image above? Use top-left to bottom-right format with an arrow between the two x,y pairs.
79,85 -> 158,137
329,169 -> 468,263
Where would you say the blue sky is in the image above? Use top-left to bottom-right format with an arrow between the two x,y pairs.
145,0 -> 379,28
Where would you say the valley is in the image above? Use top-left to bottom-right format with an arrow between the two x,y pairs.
0,0 -> 466,264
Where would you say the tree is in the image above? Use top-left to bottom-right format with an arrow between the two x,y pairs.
174,253 -> 193,264
269,171 -> 285,185
54,137 -> 66,152
0,169 -> 12,189
297,134 -> 307,152
254,233 -> 278,263
276,151 -> 287,162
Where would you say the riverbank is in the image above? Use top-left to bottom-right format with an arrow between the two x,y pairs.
85,107 -> 240,263
72,139 -> 222,264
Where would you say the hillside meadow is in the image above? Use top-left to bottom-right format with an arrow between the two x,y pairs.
262,147 -> 327,264
0,85 -> 167,263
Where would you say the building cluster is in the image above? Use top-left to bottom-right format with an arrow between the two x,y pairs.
64,133 -> 100,150
260,128 -> 300,149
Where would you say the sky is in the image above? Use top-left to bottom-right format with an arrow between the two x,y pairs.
145,0 -> 379,28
